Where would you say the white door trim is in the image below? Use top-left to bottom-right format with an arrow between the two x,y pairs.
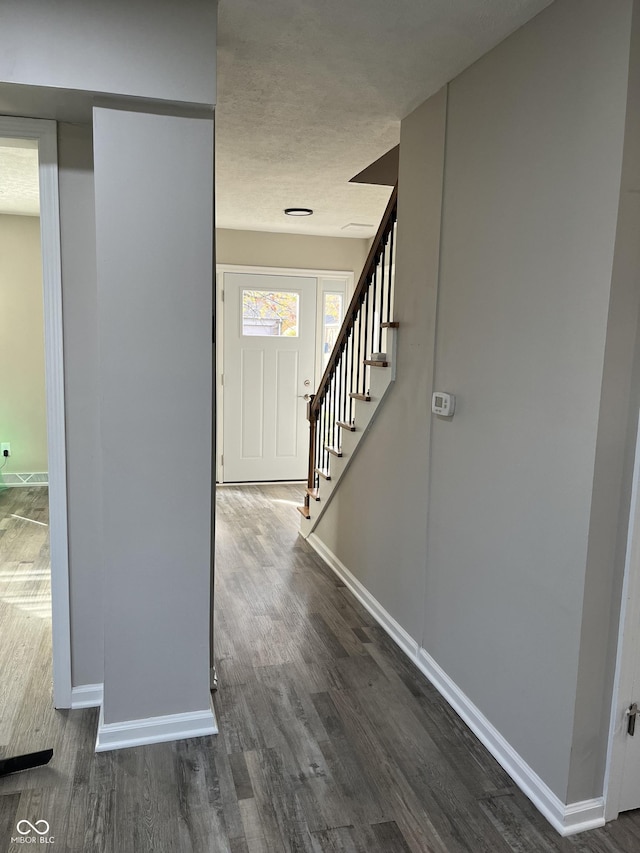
604,409 -> 640,820
0,116 -> 72,708
216,264 -> 353,483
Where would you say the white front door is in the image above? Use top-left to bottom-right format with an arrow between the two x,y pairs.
222,272 -> 316,482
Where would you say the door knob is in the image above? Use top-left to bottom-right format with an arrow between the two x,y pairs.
297,394 -> 310,401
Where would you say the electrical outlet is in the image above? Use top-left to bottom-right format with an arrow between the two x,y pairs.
1,442 -> 11,457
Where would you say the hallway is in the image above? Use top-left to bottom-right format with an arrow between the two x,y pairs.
1,484 -> 640,850
213,484 -> 640,852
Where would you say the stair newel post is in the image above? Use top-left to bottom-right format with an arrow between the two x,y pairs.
306,394 -> 317,508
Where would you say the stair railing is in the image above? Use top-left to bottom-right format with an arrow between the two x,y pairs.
304,185 -> 398,510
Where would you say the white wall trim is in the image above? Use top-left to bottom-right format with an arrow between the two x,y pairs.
306,532 -> 605,837
0,116 -> 71,709
604,411 -> 640,820
71,683 -> 104,709
307,532 -> 419,668
416,648 -> 605,836
95,699 -> 218,752
217,262 -> 354,280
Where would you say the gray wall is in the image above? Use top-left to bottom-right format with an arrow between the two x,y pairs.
314,0 -> 634,803
426,0 -> 630,800
217,229 -> 370,279
57,122 -> 103,689
94,108 -> 214,723
315,88 -> 447,642
0,0 -> 217,716
0,0 -> 216,106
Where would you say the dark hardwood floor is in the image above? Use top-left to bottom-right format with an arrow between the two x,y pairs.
1,482 -> 640,851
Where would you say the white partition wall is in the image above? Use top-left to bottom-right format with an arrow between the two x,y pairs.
93,108 -> 216,746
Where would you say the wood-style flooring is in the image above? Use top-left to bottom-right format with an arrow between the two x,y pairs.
1,483 -> 640,851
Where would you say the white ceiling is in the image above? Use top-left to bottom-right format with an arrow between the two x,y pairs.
0,138 -> 39,216
216,0 -> 553,238
0,1 -> 554,231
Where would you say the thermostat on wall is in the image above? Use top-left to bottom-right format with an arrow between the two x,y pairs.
432,391 -> 455,417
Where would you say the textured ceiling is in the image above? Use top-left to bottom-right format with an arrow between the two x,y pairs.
0,1 -> 554,230
216,0 -> 553,238
0,139 -> 39,216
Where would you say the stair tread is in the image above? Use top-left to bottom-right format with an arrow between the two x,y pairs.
306,487 -> 321,501
364,359 -> 389,368
315,467 -> 331,480
336,420 -> 357,432
349,393 -> 371,402
325,445 -> 343,457
381,321 -> 400,328
297,505 -> 311,519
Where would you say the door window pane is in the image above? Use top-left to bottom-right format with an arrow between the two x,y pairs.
322,292 -> 344,367
242,290 -> 300,337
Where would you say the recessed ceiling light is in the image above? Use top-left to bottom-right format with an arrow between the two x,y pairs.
284,207 -> 313,216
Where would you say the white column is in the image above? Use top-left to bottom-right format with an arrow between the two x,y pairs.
92,107 -> 216,749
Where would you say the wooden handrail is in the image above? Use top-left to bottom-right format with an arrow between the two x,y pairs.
303,183 -> 398,508
310,185 -> 398,418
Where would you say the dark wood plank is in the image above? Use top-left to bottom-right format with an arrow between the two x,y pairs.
229,752 -> 254,801
371,820 -> 413,852
352,627 -> 371,644
0,792 -> 20,845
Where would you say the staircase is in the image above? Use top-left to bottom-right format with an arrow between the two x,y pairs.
298,186 -> 398,535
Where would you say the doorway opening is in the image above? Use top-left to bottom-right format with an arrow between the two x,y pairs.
216,265 -> 353,484
0,118 -> 70,710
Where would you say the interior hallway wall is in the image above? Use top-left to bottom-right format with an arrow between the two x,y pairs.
314,88 -> 447,648
217,228 -> 370,283
0,214 -> 46,474
425,0 -> 631,800
0,0 -> 218,725
313,0 -> 634,806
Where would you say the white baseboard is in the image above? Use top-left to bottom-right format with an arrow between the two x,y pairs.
414,648 -> 604,836
71,682 -> 104,709
95,698 -> 218,753
306,533 -> 605,837
308,533 -> 419,662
